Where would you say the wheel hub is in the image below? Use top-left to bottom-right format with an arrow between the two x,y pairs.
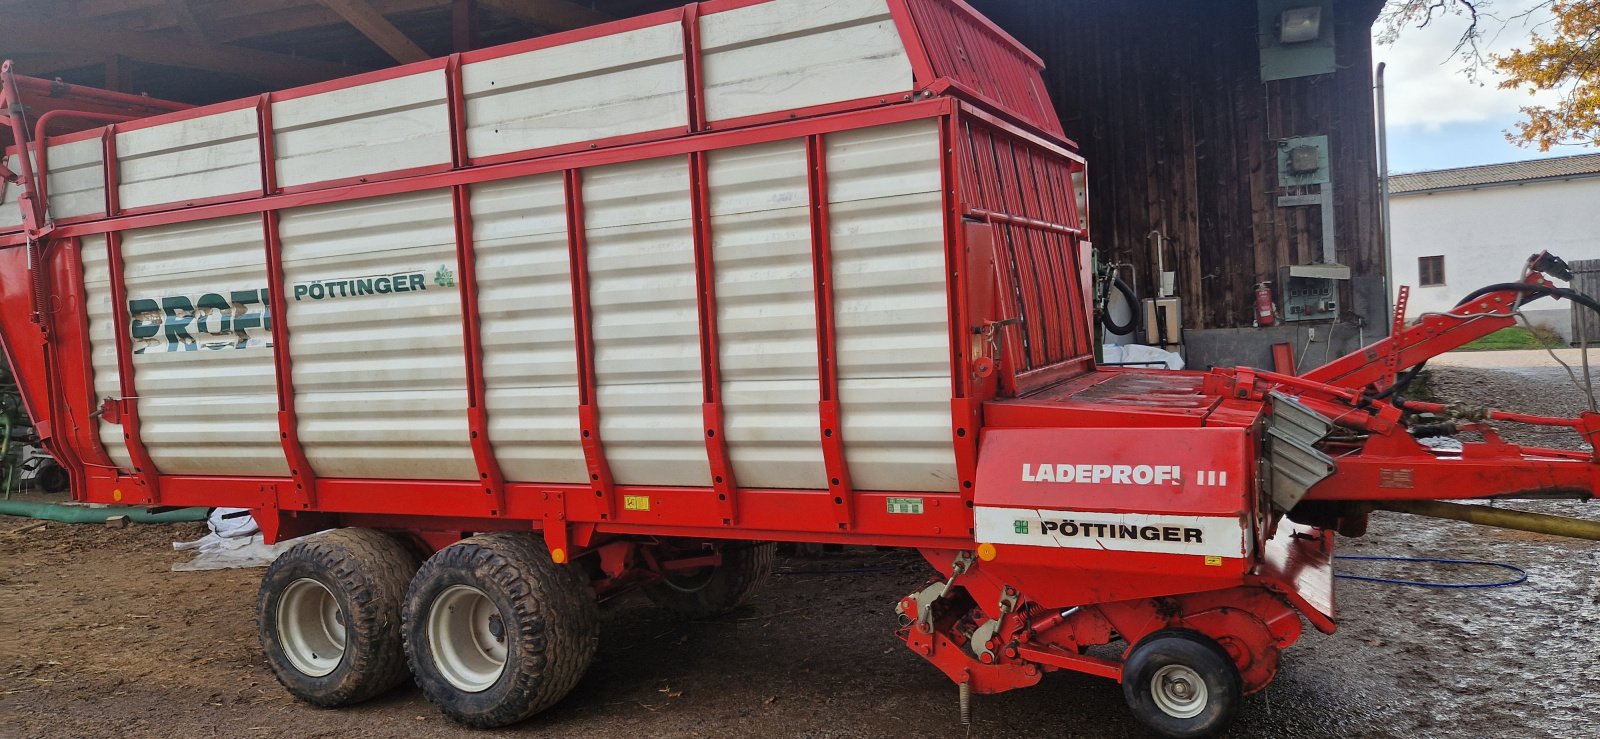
428,584 -> 509,693
276,578 -> 347,677
1150,664 -> 1208,719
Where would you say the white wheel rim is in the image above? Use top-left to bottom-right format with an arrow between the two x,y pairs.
1150,664 -> 1208,719
428,584 -> 508,692
277,578 -> 346,677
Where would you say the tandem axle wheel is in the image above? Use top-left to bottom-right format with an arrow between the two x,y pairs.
256,528 -> 420,707
1121,629 -> 1243,738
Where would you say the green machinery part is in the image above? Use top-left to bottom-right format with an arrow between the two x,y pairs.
0,499 -> 209,524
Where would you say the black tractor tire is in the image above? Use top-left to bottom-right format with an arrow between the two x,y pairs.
35,460 -> 69,493
642,541 -> 776,619
402,532 -> 599,729
1121,629 -> 1243,738
257,528 -> 420,707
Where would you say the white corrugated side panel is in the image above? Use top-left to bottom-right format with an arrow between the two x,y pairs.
699,0 -> 913,123
707,139 -> 827,489
46,138 -> 106,221
470,175 -> 586,483
273,70 -> 452,189
116,107 -> 262,210
825,120 -> 957,492
80,234 -> 134,471
463,23 -> 687,160
279,190 -> 477,480
584,157 -> 710,487
122,216 -> 289,477
0,154 -> 24,230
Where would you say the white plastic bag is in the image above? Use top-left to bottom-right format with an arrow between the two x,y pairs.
172,509 -> 291,571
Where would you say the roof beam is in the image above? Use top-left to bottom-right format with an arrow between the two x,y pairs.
0,17 -> 365,87
5,53 -> 109,77
475,0 -> 611,31
163,0 -> 213,42
207,1 -> 441,44
319,0 -> 432,64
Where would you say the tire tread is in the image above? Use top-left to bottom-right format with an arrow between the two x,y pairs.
403,532 -> 599,728
642,542 -> 776,619
257,527 -> 419,707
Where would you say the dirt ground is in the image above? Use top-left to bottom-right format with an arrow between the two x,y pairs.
1,363 -> 1597,739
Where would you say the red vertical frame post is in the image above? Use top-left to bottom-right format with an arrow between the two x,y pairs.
257,94 -> 278,195
562,169 -> 616,519
451,185 -> 507,515
689,151 -> 738,526
63,237 -> 117,474
681,2 -> 707,133
262,211 -> 318,509
100,126 -> 121,217
805,134 -> 854,530
445,54 -> 469,167
101,231 -> 160,502
46,237 -> 108,491
941,112 -> 980,500
34,237 -> 95,499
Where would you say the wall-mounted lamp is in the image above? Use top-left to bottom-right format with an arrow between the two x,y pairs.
1278,6 -> 1322,44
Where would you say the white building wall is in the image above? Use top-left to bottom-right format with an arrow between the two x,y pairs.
1389,175 -> 1600,338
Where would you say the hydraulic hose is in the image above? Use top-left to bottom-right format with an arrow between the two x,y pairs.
1334,555 -> 1527,589
0,499 -> 208,524
1455,282 -> 1600,315
1100,275 -> 1138,336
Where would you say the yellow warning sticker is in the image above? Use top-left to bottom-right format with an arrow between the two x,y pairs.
623,495 -> 651,512
1204,555 -> 1223,567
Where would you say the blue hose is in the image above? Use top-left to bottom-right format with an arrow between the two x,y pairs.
1333,554 -> 1528,589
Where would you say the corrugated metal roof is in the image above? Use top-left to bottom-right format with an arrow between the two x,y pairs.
1390,152 -> 1600,194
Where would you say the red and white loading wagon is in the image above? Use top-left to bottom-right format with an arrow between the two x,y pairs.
2,1 -> 1596,736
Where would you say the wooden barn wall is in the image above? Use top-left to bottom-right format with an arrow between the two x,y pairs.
970,0 -> 1386,330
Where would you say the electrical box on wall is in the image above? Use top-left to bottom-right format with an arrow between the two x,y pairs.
1277,135 -> 1329,187
1279,264 -> 1348,322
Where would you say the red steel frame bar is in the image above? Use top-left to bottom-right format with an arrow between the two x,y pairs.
446,54 -> 469,168
681,3 -> 708,133
689,150 -> 739,525
49,238 -> 108,483
941,110 -> 980,497
100,126 -> 121,217
2,72 -> 187,122
253,99 -> 318,510
262,211 -> 319,509
804,134 -> 855,530
100,231 -> 160,502
563,168 -> 617,520
452,185 -> 508,516
2,64 -> 45,236
257,95 -> 279,195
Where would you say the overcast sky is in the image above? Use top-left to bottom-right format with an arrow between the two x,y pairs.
1372,0 -> 1591,173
